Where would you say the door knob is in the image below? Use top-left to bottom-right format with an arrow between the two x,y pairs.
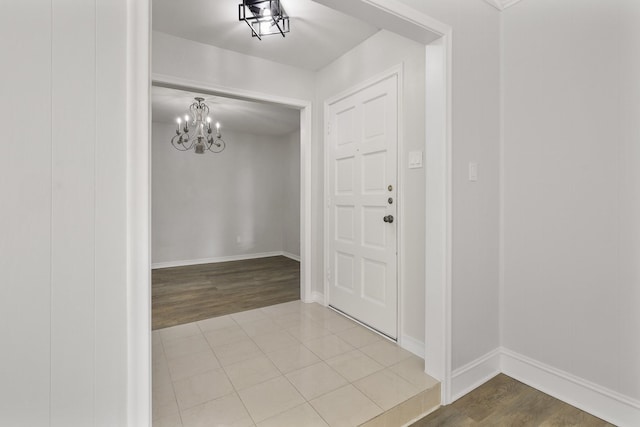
383,215 -> 394,223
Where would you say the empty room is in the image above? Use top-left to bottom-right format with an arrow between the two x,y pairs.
151,86 -> 302,329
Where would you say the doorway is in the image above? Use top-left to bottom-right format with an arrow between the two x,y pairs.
129,2 -> 453,422
150,83 -> 311,328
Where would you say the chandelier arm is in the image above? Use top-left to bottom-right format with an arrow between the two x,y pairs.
190,99 -> 210,121
171,133 -> 192,151
208,137 -> 226,153
182,132 -> 193,149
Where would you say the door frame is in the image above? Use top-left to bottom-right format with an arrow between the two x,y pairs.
150,73 -> 314,303
128,1 -> 454,423
323,65 -> 403,340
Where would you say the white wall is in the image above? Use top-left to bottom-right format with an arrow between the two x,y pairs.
315,30 -> 428,349
283,130 -> 302,258
0,1 -> 136,425
152,124 -> 300,264
153,32 -> 315,102
393,0 -> 502,370
153,30 -> 312,264
502,0 -> 640,418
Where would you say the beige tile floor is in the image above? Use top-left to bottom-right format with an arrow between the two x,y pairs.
153,301 -> 438,427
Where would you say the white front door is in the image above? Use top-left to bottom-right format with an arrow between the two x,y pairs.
327,74 -> 398,339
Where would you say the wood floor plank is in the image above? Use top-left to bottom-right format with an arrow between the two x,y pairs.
452,371 -> 529,422
412,374 -> 615,427
479,385 -> 560,426
415,407 -> 476,427
152,256 -> 300,330
538,403 -> 618,427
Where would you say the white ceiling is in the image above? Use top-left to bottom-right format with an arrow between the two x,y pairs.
152,86 -> 300,137
152,0 -> 380,71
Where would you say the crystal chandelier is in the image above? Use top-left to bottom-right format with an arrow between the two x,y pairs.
171,97 -> 226,154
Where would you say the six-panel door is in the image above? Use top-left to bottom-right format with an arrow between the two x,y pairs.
327,74 -> 398,339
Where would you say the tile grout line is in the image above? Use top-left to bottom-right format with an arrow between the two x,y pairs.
174,322 -> 247,425
153,301 -> 437,427
199,317 -> 257,426
225,308 -> 347,424
158,335 -> 184,426
233,326 -> 304,425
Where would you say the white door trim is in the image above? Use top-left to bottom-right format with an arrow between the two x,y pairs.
424,35 -> 453,404
127,0 -> 151,425
150,73 -> 314,304
323,64 -> 403,339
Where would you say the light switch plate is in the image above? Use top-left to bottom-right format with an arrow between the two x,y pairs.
408,151 -> 423,169
468,162 -> 478,181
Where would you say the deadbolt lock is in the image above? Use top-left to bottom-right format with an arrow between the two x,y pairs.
387,185 -> 393,191
388,197 -> 393,204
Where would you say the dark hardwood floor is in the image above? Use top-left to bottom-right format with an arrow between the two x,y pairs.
411,374 -> 615,427
152,255 -> 300,330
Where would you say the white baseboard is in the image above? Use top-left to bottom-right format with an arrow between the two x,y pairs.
281,251 -> 301,262
501,348 -> 640,427
448,347 -> 640,427
306,291 -> 325,305
152,251 -> 286,269
400,334 -> 425,359
451,348 -> 501,401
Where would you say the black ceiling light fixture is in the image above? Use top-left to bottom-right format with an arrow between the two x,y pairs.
239,0 -> 290,40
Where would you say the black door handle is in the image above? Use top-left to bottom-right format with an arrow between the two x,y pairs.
383,215 -> 394,223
